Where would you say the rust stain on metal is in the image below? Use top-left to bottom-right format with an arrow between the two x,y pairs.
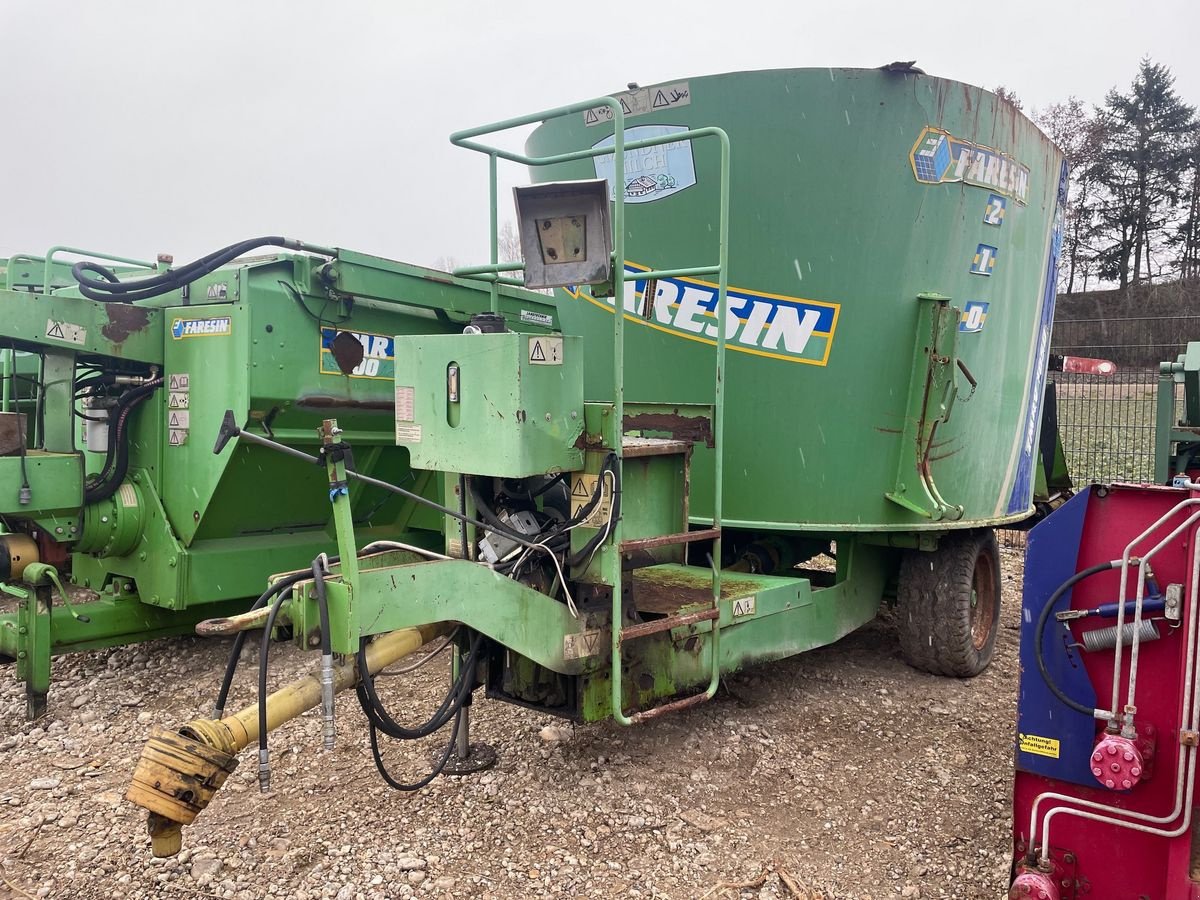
621,527 -> 720,554
628,690 -> 711,723
101,304 -> 152,343
297,395 -> 394,412
623,411 -> 713,448
621,608 -> 718,642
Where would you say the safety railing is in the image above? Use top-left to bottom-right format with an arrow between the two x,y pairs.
449,98 -> 731,724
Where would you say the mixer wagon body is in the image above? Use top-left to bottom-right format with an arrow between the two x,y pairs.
526,68 -> 1067,532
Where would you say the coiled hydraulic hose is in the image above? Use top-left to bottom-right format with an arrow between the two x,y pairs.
84,377 -> 163,504
1035,561 -> 1121,716
355,632 -> 485,791
71,237 -> 313,304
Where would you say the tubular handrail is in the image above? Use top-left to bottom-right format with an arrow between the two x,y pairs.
450,95 -> 731,726
42,245 -> 157,295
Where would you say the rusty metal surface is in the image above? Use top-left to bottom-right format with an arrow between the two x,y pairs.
0,412 -> 27,456
620,607 -> 718,642
297,395 -> 395,412
620,436 -> 691,458
623,411 -> 713,448
100,304 -> 153,343
631,565 -> 750,614
628,689 -> 712,723
621,527 -> 720,553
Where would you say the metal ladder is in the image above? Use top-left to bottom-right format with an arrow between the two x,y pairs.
450,97 -> 732,724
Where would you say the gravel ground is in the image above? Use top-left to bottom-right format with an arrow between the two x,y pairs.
0,548 -> 1025,900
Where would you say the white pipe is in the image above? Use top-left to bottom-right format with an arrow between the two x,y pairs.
1110,499 -> 1200,719
1030,524 -> 1200,862
1124,510 -> 1200,711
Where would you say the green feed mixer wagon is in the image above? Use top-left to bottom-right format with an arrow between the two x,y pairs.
114,67 -> 1068,855
0,245 -> 561,718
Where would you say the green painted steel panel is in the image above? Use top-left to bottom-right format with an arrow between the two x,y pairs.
526,68 -> 1067,532
393,332 -> 584,478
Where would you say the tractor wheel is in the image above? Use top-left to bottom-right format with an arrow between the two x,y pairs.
896,529 -> 1001,678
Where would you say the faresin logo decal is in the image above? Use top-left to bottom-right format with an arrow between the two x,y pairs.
564,264 -> 840,366
910,126 -> 1031,205
171,317 -> 231,339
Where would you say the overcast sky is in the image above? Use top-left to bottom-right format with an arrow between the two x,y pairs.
2,0 -> 1197,270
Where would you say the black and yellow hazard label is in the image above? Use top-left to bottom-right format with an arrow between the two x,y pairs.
1018,733 -> 1061,759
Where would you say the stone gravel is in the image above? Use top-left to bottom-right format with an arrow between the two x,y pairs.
0,548 -> 1026,899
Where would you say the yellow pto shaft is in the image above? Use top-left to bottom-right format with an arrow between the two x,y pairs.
126,623 -> 449,857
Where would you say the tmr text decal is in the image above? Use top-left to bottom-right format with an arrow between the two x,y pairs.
565,264 -> 840,366
320,327 -> 395,380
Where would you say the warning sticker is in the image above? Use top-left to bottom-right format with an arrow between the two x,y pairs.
732,596 -> 756,618
167,410 -> 190,429
168,429 -> 188,447
1018,733 -> 1061,759
563,628 -> 606,660
395,385 -> 415,422
46,319 -> 87,346
569,473 -> 612,527
168,392 -> 189,409
529,336 -> 563,366
584,81 -> 691,126
168,373 -> 190,391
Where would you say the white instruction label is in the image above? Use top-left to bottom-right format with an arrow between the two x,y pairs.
395,423 -> 422,444
732,596 -> 757,618
167,410 -> 190,429
168,373 -> 190,391
395,385 -> 415,422
168,429 -> 188,447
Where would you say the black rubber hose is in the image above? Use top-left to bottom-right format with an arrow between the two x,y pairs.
257,583 -> 295,784
212,571 -> 310,717
312,559 -> 332,657
72,237 -> 303,303
355,632 -> 483,740
1034,561 -> 1120,716
83,378 -> 163,504
366,708 -> 461,792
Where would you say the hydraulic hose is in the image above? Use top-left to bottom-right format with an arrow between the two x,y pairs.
84,377 -> 163,504
71,237 -> 314,304
211,571 -> 309,718
1034,561 -> 1121,716
356,632 -> 484,791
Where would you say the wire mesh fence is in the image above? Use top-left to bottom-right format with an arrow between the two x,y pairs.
997,314 -> 1192,549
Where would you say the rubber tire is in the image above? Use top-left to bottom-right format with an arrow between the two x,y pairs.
896,529 -> 1001,678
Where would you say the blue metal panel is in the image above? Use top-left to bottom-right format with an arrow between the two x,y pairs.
1016,487 -> 1100,785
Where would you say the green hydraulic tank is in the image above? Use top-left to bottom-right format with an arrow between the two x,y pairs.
525,67 -> 1067,532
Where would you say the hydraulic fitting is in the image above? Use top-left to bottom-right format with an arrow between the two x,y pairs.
1009,868 -> 1060,900
1091,733 -> 1144,790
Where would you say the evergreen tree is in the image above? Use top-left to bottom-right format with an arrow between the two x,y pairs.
1035,98 -> 1106,293
1089,59 -> 1197,287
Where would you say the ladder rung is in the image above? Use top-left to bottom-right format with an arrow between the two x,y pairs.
628,690 -> 713,723
621,607 -> 719,642
620,527 -> 721,553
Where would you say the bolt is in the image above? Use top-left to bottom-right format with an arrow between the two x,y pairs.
309,635 -> 321,648
55,527 -> 64,535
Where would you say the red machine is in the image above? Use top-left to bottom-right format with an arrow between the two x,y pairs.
1011,483 -> 1200,898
